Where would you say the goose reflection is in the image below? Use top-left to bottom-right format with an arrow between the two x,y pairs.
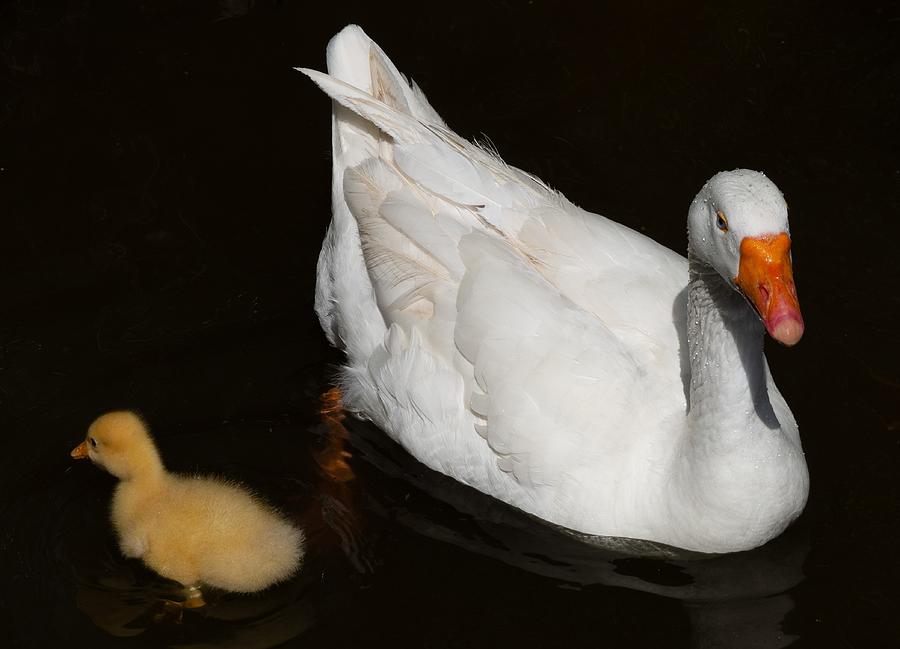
343,406 -> 807,649
72,391 -> 805,648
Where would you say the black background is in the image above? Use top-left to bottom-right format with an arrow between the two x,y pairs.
1,1 -> 898,647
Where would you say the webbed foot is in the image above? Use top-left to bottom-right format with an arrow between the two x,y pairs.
151,585 -> 206,624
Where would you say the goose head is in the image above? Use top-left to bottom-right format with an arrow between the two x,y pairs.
71,411 -> 163,481
688,169 -> 804,346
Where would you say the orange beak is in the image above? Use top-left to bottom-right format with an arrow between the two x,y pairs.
71,440 -> 90,459
734,233 -> 804,346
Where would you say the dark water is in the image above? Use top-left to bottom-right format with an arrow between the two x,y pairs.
2,1 -> 899,647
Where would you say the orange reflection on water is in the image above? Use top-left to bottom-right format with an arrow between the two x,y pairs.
315,386 -> 355,485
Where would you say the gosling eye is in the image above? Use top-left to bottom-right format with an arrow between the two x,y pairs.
715,211 -> 729,232
89,437 -> 98,448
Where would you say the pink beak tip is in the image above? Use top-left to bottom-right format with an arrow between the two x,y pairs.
768,314 -> 805,347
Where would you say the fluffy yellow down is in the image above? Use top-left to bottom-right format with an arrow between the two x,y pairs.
73,411 -> 303,593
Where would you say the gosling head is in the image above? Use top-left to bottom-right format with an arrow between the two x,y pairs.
688,169 -> 804,346
71,411 -> 163,480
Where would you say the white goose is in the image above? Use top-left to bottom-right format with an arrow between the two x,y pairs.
298,25 -> 808,553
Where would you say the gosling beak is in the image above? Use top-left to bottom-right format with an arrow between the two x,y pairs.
734,233 -> 804,346
71,441 -> 90,459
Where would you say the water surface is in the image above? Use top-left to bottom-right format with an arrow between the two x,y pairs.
2,1 -> 898,647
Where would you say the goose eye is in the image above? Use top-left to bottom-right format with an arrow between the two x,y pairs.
89,437 -> 98,448
715,211 -> 729,232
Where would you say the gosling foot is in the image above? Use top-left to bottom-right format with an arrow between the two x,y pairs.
152,599 -> 186,624
151,585 -> 206,624
181,584 -> 206,609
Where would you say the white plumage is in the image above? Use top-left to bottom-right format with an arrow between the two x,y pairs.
298,25 -> 808,553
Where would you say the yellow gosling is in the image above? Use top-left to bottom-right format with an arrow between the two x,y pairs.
71,411 -> 303,595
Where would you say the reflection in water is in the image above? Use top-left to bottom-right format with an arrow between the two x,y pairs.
685,596 -> 797,649
70,389 -> 369,648
305,387 -> 371,574
54,388 -> 805,647
74,562 -> 315,648
341,412 -> 807,649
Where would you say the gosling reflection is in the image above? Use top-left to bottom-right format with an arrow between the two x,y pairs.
70,411 -> 304,610
71,393 -> 366,646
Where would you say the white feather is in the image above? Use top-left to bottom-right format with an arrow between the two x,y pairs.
301,25 -> 809,553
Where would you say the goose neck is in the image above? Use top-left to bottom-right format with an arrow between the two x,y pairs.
685,258 -> 777,436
